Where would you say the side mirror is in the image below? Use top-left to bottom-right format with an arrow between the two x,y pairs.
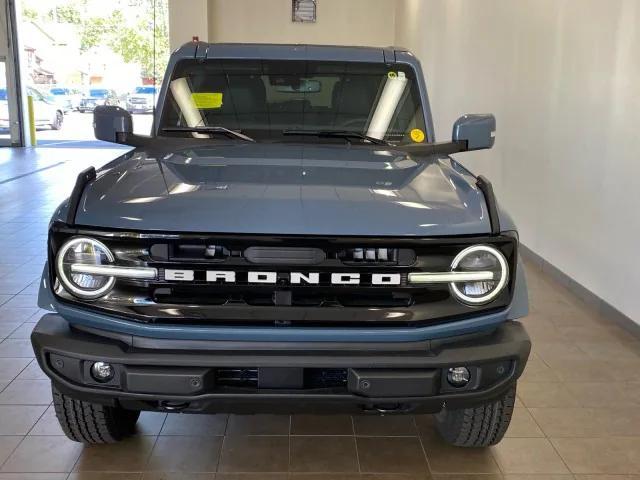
452,114 -> 496,151
93,105 -> 132,143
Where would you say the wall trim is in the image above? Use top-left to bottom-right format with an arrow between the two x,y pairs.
520,244 -> 640,340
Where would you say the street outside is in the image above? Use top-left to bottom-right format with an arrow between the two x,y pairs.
34,110 -> 154,143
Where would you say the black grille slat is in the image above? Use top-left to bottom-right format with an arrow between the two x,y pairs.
153,288 -> 414,308
245,247 -> 326,265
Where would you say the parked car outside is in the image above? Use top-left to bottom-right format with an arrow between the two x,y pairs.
0,86 -> 63,130
78,88 -> 120,113
32,43 -> 530,448
49,86 -> 83,112
126,86 -> 157,113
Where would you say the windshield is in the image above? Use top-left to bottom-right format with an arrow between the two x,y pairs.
160,59 -> 427,144
89,89 -> 108,98
135,86 -> 156,94
27,87 -> 49,102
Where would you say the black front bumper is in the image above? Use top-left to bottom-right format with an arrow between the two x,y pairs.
31,315 -> 530,415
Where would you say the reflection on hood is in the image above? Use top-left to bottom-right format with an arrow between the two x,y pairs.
76,143 -> 489,236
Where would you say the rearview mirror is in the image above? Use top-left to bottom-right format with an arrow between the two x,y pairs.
452,114 -> 496,151
272,78 -> 321,93
94,105 -> 132,143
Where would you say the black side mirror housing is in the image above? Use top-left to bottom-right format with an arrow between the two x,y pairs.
93,105 -> 133,143
452,114 -> 496,151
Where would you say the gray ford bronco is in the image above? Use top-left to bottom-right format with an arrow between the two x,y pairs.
32,43 -> 530,447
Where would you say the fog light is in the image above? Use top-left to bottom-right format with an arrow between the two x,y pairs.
447,366 -> 470,387
90,362 -> 114,382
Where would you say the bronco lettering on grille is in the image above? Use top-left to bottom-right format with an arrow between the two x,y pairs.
164,270 -> 402,286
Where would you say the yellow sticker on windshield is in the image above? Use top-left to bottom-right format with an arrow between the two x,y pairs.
191,92 -> 223,109
410,128 -> 425,143
388,71 -> 398,79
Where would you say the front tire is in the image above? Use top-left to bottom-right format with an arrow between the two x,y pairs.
434,383 -> 516,447
52,384 -> 140,444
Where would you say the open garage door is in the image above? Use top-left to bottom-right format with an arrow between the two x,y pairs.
17,0 -> 169,147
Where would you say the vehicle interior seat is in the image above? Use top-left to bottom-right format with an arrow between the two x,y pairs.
331,76 -> 381,130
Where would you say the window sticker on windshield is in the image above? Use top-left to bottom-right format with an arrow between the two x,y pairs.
388,71 -> 398,79
410,128 -> 425,143
191,92 -> 223,109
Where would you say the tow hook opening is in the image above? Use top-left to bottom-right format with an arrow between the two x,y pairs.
159,401 -> 190,411
361,403 -> 413,414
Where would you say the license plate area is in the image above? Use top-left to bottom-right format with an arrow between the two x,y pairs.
216,367 -> 349,390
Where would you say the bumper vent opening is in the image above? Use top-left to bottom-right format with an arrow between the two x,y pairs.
305,368 -> 348,389
215,368 -> 258,387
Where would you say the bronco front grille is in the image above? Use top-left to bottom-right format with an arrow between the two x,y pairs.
50,228 -> 517,327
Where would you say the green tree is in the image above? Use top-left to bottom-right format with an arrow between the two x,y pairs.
49,5 -> 82,24
32,0 -> 169,83
79,10 -> 124,53
108,2 -> 169,81
22,6 -> 38,21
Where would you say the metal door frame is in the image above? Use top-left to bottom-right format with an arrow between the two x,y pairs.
0,0 -> 26,146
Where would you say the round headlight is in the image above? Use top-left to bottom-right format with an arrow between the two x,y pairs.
449,245 -> 508,305
56,237 -> 115,299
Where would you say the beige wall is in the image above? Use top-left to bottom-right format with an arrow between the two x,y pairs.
207,0 -> 396,46
168,0 -> 209,50
395,0 -> 640,323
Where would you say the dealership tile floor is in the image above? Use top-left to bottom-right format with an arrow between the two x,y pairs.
0,145 -> 638,479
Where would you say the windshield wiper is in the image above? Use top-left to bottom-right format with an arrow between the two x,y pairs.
162,126 -> 255,142
282,129 -> 390,146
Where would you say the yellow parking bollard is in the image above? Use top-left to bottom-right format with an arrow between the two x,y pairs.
27,95 -> 37,147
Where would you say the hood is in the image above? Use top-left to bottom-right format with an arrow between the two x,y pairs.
75,143 -> 490,236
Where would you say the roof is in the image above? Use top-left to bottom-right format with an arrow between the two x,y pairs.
173,42 -> 413,64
